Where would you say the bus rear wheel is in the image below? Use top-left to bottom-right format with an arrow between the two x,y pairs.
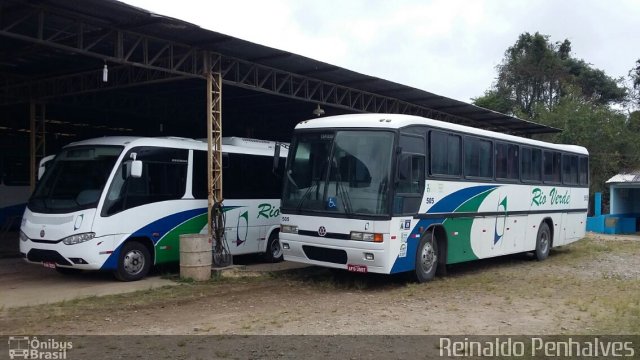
114,241 -> 151,281
414,231 -> 438,283
263,232 -> 283,263
535,222 -> 551,261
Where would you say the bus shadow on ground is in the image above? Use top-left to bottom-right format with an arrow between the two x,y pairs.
271,250 -> 567,291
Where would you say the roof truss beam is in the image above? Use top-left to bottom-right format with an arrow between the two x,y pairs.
0,0 -> 556,134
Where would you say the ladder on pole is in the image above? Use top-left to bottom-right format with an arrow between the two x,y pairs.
29,101 -> 46,191
205,53 -> 229,266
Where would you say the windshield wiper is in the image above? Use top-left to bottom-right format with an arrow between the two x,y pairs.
286,170 -> 298,190
296,183 -> 318,211
331,159 -> 353,215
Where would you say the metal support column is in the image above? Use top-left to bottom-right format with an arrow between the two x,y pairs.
205,53 -> 228,266
29,101 -> 46,190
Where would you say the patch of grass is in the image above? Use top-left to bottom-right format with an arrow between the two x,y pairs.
3,236 -> 639,335
0,275 -> 271,334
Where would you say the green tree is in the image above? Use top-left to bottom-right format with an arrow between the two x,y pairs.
474,32 -> 627,117
472,89 -> 514,114
534,90 -> 640,196
629,59 -> 640,106
631,59 -> 640,89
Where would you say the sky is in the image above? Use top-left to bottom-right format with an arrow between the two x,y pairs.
121,0 -> 640,103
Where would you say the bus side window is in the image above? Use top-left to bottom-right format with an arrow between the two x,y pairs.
193,151 -> 207,199
543,151 -> 561,183
103,147 -> 188,216
397,154 -> 425,193
579,157 -> 589,185
224,153 -> 283,199
395,133 -> 425,215
430,131 -> 461,177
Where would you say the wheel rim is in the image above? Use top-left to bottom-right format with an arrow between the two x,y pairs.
271,238 -> 282,259
540,230 -> 550,254
123,249 -> 145,276
420,241 -> 436,274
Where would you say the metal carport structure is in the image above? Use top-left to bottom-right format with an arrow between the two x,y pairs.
0,0 -> 559,240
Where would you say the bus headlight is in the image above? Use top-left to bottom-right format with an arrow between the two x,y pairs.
19,231 -> 29,242
350,231 -> 383,243
62,232 -> 95,245
281,225 -> 298,234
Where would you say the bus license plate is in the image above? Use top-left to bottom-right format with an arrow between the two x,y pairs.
347,264 -> 368,273
43,261 -> 56,269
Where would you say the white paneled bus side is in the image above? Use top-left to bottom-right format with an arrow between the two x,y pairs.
20,136 -> 288,281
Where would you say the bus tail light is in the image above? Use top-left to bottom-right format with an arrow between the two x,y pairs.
350,231 -> 384,242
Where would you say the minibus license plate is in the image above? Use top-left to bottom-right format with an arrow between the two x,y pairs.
347,264 -> 367,273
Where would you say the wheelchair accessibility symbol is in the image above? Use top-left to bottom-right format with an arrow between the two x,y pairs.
327,197 -> 337,209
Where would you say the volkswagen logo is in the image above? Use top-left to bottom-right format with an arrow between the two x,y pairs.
40,230 -> 45,238
318,226 -> 327,237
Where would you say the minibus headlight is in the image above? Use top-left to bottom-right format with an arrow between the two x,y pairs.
62,232 -> 95,245
280,225 -> 298,234
350,231 -> 383,243
19,231 -> 29,242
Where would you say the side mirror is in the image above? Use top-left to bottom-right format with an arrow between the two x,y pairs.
37,167 -> 46,181
37,155 -> 55,180
130,160 -> 143,178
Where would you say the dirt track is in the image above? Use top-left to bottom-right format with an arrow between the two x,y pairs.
1,234 -> 639,335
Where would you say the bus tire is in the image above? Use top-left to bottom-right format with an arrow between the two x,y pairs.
114,241 -> 151,281
535,222 -> 551,261
414,231 -> 438,283
263,231 -> 283,263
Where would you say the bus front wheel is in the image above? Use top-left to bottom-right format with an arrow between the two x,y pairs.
114,241 -> 151,281
535,222 -> 551,261
263,232 -> 283,263
414,231 -> 438,283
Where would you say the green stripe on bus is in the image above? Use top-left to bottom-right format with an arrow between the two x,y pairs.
154,213 -> 209,264
444,188 -> 496,264
154,206 -> 242,264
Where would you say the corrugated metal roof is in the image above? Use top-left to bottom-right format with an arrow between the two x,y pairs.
607,171 -> 640,184
7,0 -> 559,135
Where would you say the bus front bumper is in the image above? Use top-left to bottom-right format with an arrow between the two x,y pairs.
280,234 -> 391,274
19,235 -> 119,271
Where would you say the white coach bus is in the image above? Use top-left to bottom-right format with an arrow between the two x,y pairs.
280,114 -> 588,282
20,136 -> 287,281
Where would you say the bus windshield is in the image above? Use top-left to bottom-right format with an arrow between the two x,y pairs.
28,146 -> 123,214
282,130 -> 394,216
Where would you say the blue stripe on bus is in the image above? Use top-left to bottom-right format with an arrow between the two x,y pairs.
390,218 -> 443,274
99,206 -> 238,271
426,185 -> 497,214
389,185 -> 498,274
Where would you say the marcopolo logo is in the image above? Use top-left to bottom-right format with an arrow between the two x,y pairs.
8,336 -> 72,359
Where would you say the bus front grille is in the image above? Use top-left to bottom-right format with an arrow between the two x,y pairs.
27,249 -> 72,266
302,245 -> 347,264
